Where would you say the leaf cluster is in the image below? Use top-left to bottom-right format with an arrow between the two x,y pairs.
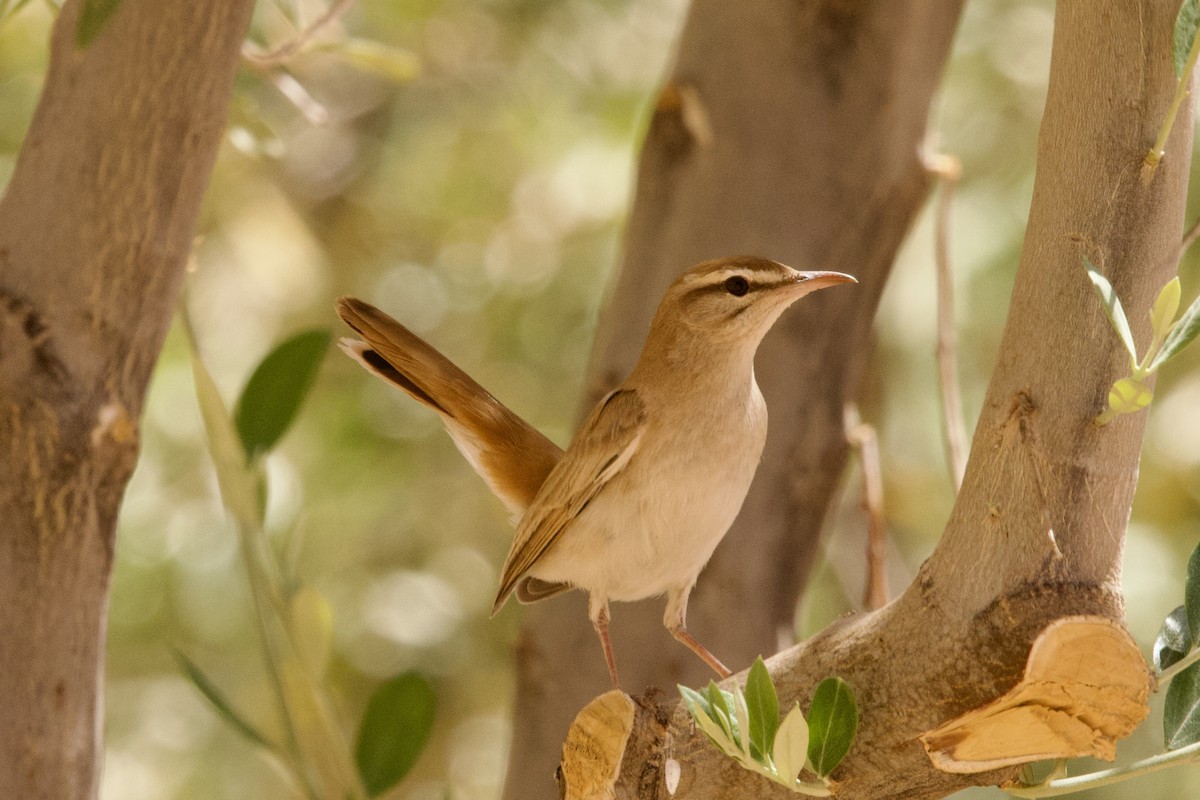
679,657 -> 857,795
1084,258 -> 1200,425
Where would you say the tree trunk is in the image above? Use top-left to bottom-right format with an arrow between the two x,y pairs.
0,3 -> 254,798
503,2 -> 965,798
557,1 -> 1192,797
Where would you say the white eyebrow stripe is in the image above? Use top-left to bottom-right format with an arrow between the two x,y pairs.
682,268 -> 789,292
683,268 -> 756,285
713,269 -> 753,281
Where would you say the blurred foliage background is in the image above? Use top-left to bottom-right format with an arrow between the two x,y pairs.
2,0 -> 1200,798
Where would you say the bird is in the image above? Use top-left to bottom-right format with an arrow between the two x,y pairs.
337,256 -> 855,688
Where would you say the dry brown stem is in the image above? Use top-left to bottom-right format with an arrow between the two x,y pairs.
844,403 -> 889,611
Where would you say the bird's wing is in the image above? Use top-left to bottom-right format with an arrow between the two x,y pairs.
492,388 -> 646,613
337,296 -> 562,517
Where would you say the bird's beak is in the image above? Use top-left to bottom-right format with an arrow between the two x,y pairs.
791,270 -> 858,294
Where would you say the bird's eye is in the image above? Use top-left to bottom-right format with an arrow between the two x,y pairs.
724,276 -> 749,297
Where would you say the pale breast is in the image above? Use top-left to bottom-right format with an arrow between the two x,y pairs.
528,379 -> 767,601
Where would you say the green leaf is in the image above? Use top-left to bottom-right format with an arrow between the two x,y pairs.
732,688 -> 753,760
806,677 -> 858,778
772,704 -> 810,784
744,656 -> 780,760
355,672 -> 436,797
705,681 -> 738,743
1187,543 -> 1200,645
1165,662 -> 1200,749
1106,377 -> 1153,416
185,317 -> 264,529
697,712 -> 741,758
1151,277 -> 1182,342
1151,291 -> 1200,370
706,681 -> 733,719
1175,0 -> 1200,76
682,688 -> 742,758
1155,606 -> 1193,673
76,0 -> 121,48
174,649 -> 276,751
679,684 -> 713,721
1083,257 -> 1138,366
234,329 -> 330,460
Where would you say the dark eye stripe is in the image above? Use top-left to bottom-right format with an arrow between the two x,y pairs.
684,276 -> 775,300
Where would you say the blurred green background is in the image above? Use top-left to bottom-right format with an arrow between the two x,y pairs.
2,1 -> 1200,798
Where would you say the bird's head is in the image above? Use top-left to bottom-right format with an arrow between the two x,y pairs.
661,256 -> 856,345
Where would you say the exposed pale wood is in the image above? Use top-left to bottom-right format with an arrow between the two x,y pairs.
559,691 -> 637,799
921,617 -> 1151,772
0,2 -> 254,798
502,2 -> 965,797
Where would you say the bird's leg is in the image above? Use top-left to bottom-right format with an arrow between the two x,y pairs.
665,585 -> 731,678
589,594 -> 620,689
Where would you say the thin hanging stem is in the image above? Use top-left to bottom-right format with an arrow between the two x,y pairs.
844,403 -> 889,610
928,151 -> 969,490
1005,740 -> 1200,798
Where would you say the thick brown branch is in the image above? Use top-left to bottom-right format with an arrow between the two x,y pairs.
0,2 -> 254,797
557,2 -> 1192,797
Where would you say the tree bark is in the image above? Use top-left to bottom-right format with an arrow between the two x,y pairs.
503,2 -> 965,798
0,3 -> 254,798
559,1 -> 1192,797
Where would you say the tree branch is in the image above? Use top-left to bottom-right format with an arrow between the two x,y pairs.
557,2 -> 1193,797
0,2 -> 254,797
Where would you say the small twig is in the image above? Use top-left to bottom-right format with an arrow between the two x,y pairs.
1004,740 -> 1200,798
243,0 -> 358,69
269,71 -> 329,126
844,403 -> 889,610
925,150 -> 968,491
1158,646 -> 1200,687
1145,22 -> 1200,170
